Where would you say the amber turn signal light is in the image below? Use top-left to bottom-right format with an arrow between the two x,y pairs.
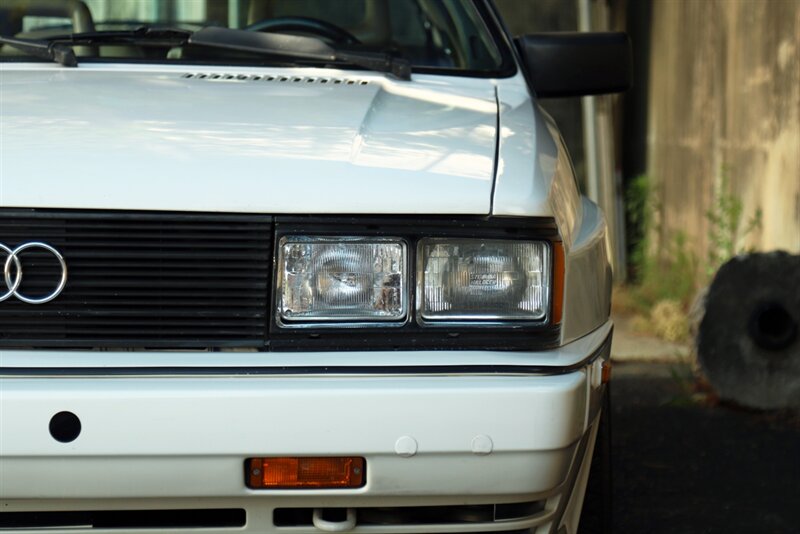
551,241 -> 565,325
246,457 -> 365,489
601,360 -> 612,384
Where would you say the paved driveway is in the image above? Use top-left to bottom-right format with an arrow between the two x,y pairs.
611,363 -> 800,533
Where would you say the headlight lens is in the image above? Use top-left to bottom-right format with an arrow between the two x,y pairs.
418,239 -> 550,321
277,237 -> 407,323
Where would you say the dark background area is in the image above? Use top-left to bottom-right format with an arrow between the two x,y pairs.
613,363 -> 800,533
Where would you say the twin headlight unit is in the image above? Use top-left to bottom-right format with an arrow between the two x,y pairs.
276,236 -> 553,327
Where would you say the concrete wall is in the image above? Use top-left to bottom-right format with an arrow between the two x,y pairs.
647,0 -> 800,262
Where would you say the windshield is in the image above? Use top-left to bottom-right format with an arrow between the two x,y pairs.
0,0 -> 507,74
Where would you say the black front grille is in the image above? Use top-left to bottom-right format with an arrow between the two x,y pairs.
0,210 -> 272,349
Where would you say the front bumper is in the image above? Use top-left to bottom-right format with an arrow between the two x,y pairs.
0,324 -> 611,533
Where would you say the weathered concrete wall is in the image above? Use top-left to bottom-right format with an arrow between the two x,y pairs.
647,0 -> 800,262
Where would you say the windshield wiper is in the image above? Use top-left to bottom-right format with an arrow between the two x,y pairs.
1,26 -> 412,80
188,27 -> 411,81
0,35 -> 77,67
0,27 -> 191,67
55,26 -> 193,45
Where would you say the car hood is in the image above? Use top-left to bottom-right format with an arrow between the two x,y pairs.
0,65 -> 499,215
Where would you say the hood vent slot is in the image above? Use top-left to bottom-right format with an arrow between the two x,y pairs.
182,72 -> 369,86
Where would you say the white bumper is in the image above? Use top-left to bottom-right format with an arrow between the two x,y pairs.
2,372 -> 587,499
0,325 -> 611,533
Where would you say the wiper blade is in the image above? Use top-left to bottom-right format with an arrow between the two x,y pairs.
56,26 -> 192,45
188,27 -> 411,81
0,27 -> 191,67
0,35 -> 77,67
1,27 -> 412,79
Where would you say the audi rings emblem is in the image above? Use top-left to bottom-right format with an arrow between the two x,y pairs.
1,242 -> 68,304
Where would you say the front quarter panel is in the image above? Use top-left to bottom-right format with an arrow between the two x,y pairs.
561,198 -> 613,344
493,74 -> 611,344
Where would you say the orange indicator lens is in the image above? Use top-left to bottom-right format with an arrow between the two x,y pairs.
551,241 -> 565,325
602,360 -> 612,384
246,457 -> 365,489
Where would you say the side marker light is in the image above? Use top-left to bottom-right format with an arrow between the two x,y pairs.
601,360 -> 612,384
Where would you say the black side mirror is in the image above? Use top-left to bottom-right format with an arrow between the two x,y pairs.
515,32 -> 632,98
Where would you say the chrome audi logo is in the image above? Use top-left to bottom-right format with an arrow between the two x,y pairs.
1,242 -> 68,304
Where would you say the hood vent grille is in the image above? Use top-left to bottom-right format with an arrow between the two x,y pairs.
182,72 -> 370,86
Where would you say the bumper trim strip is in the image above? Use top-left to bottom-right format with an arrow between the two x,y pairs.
0,330 -> 611,377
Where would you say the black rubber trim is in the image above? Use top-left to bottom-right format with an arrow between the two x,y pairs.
0,329 -> 611,377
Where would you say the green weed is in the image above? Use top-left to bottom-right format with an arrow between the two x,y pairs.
706,168 -> 762,276
624,174 -> 698,314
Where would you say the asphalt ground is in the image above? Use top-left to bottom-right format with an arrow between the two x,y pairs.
611,363 -> 800,533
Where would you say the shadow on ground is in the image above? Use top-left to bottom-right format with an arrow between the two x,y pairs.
611,363 -> 800,533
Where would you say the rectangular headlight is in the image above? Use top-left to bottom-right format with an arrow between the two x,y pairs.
418,239 -> 551,321
277,237 -> 407,323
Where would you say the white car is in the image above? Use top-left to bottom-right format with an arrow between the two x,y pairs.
0,1 -> 629,533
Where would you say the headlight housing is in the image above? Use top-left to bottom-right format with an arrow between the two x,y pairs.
417,239 -> 551,322
270,217 -> 564,351
276,237 -> 407,323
